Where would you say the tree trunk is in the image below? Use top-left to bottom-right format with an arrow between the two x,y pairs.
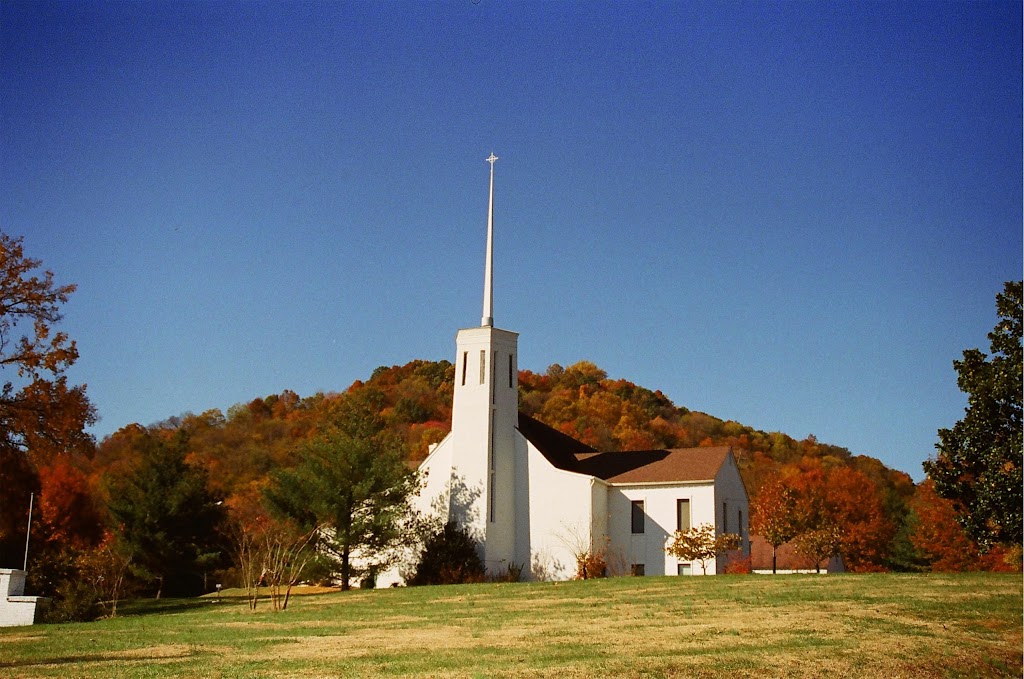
341,544 -> 350,591
772,545 -> 777,574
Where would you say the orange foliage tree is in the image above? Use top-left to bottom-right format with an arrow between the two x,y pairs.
909,479 -> 980,571
906,478 -> 1022,572
822,466 -> 895,571
756,460 -> 894,572
0,233 -> 96,565
37,460 -> 104,550
750,473 -> 799,573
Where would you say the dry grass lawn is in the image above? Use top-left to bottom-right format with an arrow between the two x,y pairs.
0,573 -> 1019,677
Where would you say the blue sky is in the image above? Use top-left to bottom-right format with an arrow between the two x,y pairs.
2,1 -> 1020,480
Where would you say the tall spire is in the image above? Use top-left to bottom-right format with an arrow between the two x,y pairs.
482,153 -> 498,327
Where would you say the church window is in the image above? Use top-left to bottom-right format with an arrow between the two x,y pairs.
508,354 -> 514,388
738,509 -> 743,538
479,350 -> 486,384
677,563 -> 691,576
677,499 -> 690,532
631,564 -> 645,576
461,352 -> 467,386
631,500 -> 645,534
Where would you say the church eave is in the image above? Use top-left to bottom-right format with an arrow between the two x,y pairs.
604,478 -> 716,488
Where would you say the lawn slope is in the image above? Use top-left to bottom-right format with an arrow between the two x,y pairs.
0,573 -> 1019,678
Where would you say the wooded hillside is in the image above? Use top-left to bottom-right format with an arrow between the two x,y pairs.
5,356 -> 1016,617
100,359 -> 920,568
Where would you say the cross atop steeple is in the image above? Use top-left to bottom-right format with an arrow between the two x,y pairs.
482,153 -> 498,327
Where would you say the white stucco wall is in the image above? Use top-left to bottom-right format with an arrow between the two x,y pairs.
373,435 -> 454,588
713,452 -> 750,573
603,454 -> 749,577
607,482 -> 718,575
520,437 -> 601,581
413,434 -> 456,523
603,453 -> 750,577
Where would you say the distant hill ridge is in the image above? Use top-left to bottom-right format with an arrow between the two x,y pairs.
99,358 -> 910,503
90,358 -> 917,572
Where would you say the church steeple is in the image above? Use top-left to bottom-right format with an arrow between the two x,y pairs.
481,153 -> 498,328
448,153 -> 520,573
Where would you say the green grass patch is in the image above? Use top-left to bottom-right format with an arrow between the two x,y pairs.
0,573 -> 1019,677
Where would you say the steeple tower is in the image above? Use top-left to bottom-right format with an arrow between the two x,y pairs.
482,153 -> 497,327
448,153 -> 520,573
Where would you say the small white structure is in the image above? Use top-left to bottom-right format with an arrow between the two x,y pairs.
380,156 -> 749,585
0,569 -> 46,627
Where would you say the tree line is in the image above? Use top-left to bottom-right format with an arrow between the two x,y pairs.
0,231 -> 1019,620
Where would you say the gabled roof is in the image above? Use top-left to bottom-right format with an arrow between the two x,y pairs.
516,412 -> 596,472
575,447 -> 731,484
517,413 -> 731,484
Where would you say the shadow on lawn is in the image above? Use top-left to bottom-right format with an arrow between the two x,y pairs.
0,651 -> 193,670
116,597 -> 220,617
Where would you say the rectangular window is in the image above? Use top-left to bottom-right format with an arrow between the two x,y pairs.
461,352 -> 467,386
492,352 -> 497,403
631,500 -> 645,534
738,509 -> 743,538
677,563 -> 691,576
676,499 -> 690,532
479,350 -> 486,384
723,502 -> 728,533
631,564 -> 645,577
508,354 -> 514,388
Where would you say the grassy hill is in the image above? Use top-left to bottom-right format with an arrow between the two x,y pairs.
0,573 -> 1019,677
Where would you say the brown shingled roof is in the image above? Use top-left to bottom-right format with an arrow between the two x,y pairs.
517,412 -> 731,484
576,446 -> 731,484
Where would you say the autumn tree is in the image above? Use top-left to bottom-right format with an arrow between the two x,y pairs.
105,430 -> 225,597
36,460 -> 104,550
924,281 -> 1022,550
755,461 -> 893,572
264,397 -> 420,591
792,526 -> 842,573
909,479 -> 981,572
0,233 -> 96,564
750,474 -> 799,573
822,466 -> 894,571
78,531 -> 134,617
0,232 -> 95,458
226,486 -> 322,611
22,459 -> 107,619
665,524 -> 742,575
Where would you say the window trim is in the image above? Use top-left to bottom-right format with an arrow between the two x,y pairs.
676,498 -> 691,532
631,500 -> 645,534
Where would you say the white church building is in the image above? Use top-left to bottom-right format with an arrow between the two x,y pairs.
385,155 -> 748,584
